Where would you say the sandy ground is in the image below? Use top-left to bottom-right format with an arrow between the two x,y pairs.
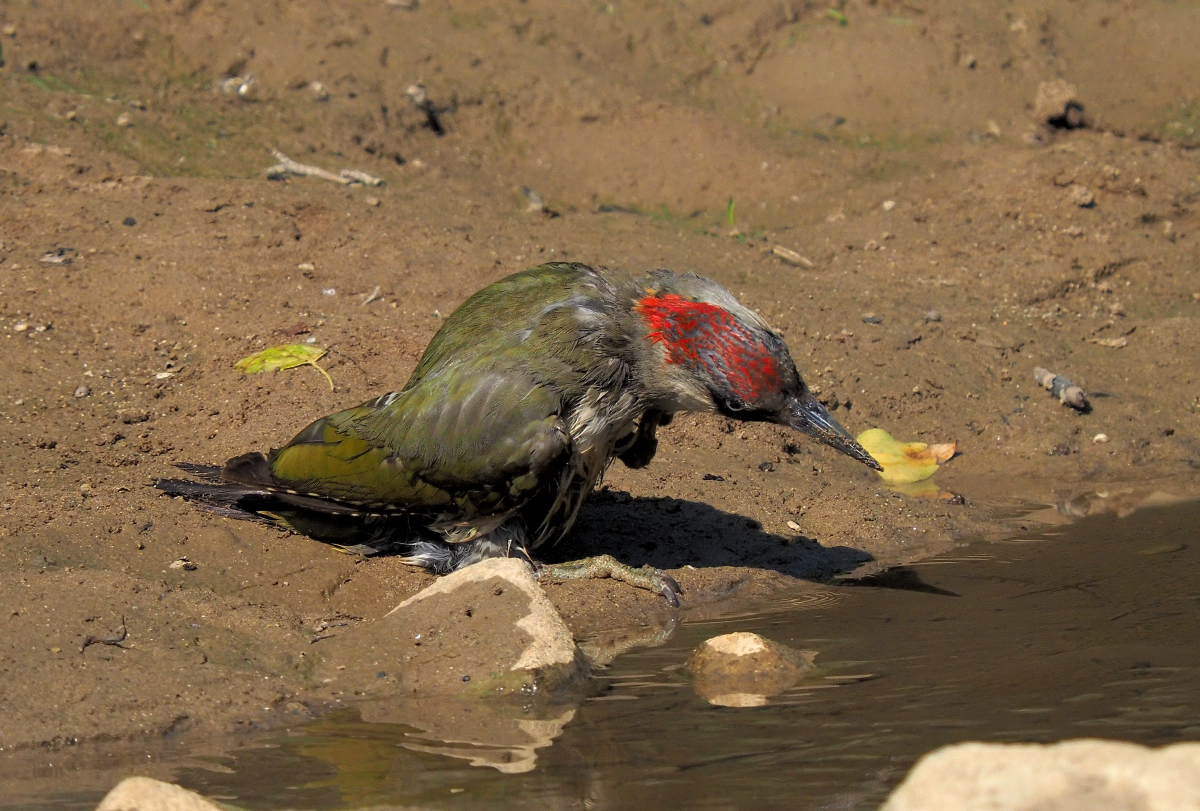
1,0 -> 1199,777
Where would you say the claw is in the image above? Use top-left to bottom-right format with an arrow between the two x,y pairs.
660,576 -> 681,608
649,568 -> 682,607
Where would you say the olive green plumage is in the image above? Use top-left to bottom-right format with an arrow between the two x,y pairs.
264,264 -> 630,536
156,262 -> 878,575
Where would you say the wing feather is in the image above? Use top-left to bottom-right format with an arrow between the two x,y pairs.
264,367 -> 571,523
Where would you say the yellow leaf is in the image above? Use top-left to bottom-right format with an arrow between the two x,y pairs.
235,344 -> 334,390
855,428 -> 957,484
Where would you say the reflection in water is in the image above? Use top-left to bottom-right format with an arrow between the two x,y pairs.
359,698 -> 576,774
1055,487 -> 1188,519
840,566 -> 962,596
24,500 -> 1200,811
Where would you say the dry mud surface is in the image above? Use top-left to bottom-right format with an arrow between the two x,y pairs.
1,0 -> 1199,774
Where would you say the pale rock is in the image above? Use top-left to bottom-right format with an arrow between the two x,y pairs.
686,631 -> 814,707
881,739 -> 1200,811
316,558 -> 587,696
96,776 -> 229,811
1070,184 -> 1096,208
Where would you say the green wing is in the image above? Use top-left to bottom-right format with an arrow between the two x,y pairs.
262,263 -> 613,523
266,367 -> 570,522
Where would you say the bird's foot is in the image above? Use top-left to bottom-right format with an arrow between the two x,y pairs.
537,554 -> 681,607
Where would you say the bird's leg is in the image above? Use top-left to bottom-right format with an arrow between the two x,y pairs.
537,554 -> 681,607
617,409 -> 673,470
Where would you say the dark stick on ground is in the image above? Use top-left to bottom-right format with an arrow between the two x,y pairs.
81,616 -> 128,653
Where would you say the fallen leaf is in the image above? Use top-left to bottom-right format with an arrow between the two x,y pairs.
856,428 -> 957,484
235,344 -> 334,390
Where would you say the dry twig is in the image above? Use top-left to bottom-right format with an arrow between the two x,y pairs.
266,150 -> 383,186
81,616 -> 128,653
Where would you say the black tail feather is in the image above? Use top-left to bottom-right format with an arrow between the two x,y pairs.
154,467 -> 412,552
154,477 -> 276,523
155,469 -> 527,568
221,452 -> 275,488
173,462 -> 225,482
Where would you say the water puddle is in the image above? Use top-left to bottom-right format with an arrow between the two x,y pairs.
19,501 -> 1200,810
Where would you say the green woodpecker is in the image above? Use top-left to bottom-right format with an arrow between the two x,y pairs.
157,263 -> 879,604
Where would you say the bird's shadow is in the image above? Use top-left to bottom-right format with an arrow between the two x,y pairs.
550,489 -> 873,582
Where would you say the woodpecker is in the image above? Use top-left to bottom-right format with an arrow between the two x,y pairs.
157,263 -> 879,605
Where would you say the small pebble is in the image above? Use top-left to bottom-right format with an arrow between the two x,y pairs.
924,310 -> 942,322
123,217 -> 137,227
862,313 -> 883,325
322,288 -> 337,297
786,520 -> 801,531
236,75 -> 258,101
365,195 -> 381,207
116,113 -> 133,128
73,385 -> 91,398
298,262 -> 315,271
882,200 -> 897,212
118,409 -> 151,424
3,23 -> 17,36
1093,433 -> 1110,444
1070,185 -> 1095,208
310,81 -> 331,101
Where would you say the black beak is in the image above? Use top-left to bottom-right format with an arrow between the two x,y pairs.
783,390 -> 882,471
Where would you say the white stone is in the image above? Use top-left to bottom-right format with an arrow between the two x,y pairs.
389,557 -> 577,673
686,632 -> 815,706
881,739 -> 1200,811
704,631 -> 769,657
96,777 -> 226,811
315,557 -> 585,697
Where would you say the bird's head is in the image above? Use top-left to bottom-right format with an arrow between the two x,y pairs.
631,273 -> 880,471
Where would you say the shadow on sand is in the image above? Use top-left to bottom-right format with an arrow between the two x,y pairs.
553,489 -> 874,582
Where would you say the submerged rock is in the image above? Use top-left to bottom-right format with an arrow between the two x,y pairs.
96,776 -> 232,811
685,631 -> 815,707
881,739 -> 1200,811
317,558 -> 588,698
